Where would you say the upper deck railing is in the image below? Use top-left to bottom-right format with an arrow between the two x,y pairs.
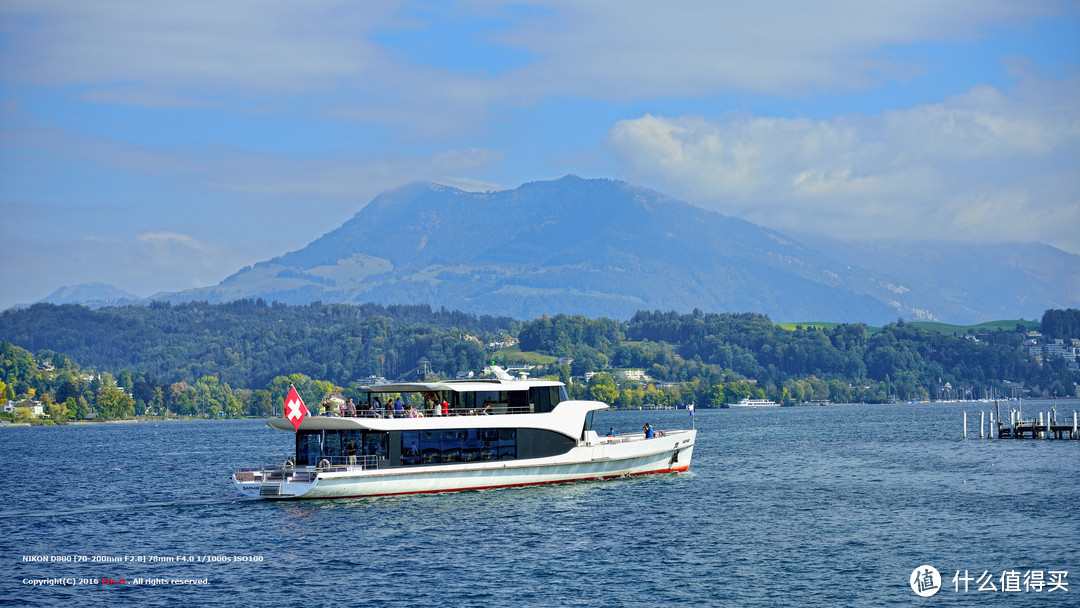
319,406 -> 534,418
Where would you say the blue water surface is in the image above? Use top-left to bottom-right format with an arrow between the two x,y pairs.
1,401 -> 1077,607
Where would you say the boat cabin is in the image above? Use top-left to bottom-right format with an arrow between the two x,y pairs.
289,380 -> 596,470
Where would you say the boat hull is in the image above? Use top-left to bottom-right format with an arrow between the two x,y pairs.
235,430 -> 694,500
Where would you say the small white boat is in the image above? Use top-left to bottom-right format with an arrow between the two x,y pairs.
727,397 -> 781,408
233,378 -> 695,499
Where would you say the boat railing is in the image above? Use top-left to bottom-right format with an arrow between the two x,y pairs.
310,454 -> 380,472
235,454 -> 383,484
598,428 -> 691,444
315,406 -> 536,418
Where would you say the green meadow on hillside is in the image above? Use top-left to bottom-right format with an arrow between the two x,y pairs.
777,319 -> 1041,335
491,345 -> 559,366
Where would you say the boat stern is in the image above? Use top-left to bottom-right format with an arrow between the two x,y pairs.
232,457 -> 318,500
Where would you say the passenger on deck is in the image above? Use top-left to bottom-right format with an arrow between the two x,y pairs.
643,423 -> 654,438
394,398 -> 404,418
607,428 -> 615,437
322,397 -> 334,417
372,398 -> 382,417
441,400 -> 449,416
346,399 -> 356,417
346,440 -> 358,465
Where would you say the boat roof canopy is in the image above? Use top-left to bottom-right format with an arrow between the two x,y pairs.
359,379 -> 563,394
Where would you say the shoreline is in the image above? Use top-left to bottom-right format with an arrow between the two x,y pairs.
1,416 -> 268,428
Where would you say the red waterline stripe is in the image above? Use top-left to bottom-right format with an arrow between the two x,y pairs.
276,465 -> 692,500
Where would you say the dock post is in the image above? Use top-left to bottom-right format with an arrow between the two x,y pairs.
1046,412 -> 1051,439
990,412 -> 995,439
995,401 -> 1002,439
1074,411 -> 1077,440
980,411 -> 985,438
963,411 -> 967,439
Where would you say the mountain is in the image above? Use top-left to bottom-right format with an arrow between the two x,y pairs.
811,239 -> 1080,323
38,282 -> 141,307
152,175 -> 1077,324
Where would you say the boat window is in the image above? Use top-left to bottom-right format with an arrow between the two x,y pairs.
296,431 -> 322,466
475,391 -> 508,414
463,429 -> 483,462
529,386 -> 563,413
295,430 -> 386,466
516,428 -> 575,458
440,430 -> 462,463
397,427 -> 519,467
532,387 -> 550,413
363,432 -> 388,459
582,410 -> 595,440
507,391 -> 528,414
401,431 -> 421,466
498,429 -> 517,459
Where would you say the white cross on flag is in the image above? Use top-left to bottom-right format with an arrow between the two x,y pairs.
284,385 -> 308,432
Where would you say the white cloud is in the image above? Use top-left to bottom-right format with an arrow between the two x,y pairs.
495,0 -> 1054,99
0,0 -> 398,94
135,231 -> 204,248
204,147 -> 505,197
2,113 -> 504,201
0,1 -> 1062,121
606,73 -> 1080,253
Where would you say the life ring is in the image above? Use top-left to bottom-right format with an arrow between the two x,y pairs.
283,458 -> 294,468
319,459 -> 331,469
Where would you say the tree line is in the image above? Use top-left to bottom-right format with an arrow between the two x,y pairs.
1,302 -> 1077,422
519,308 -> 1080,405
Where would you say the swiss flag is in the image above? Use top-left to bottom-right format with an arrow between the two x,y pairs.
284,386 -> 309,432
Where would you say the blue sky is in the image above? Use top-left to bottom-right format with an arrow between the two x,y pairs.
1,1 -> 1078,309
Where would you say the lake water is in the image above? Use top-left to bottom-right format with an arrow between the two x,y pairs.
2,400 -> 1078,607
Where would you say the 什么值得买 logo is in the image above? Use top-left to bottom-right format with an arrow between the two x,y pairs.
910,565 -> 941,597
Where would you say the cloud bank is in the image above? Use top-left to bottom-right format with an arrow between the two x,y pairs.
606,69 -> 1080,253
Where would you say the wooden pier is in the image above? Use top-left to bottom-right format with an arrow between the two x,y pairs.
963,401 -> 1079,440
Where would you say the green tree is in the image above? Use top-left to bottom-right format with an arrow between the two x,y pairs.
63,397 -> 78,420
246,389 -> 273,417
586,373 -> 618,405
151,387 -> 164,415
194,376 -> 227,417
267,373 -> 336,416
96,386 -> 135,419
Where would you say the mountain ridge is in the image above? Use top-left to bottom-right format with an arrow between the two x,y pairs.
27,176 -> 1080,323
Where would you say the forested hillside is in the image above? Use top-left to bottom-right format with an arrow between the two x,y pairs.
0,300 -> 513,388
1,302 -> 1077,422
520,309 -> 1078,404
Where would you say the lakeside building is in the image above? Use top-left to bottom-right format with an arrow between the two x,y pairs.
4,399 -> 44,417
616,369 -> 649,382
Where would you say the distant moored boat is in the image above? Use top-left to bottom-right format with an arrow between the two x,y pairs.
726,397 -> 781,408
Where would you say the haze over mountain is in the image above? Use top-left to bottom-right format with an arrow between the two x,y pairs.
39,283 -> 141,307
117,175 -> 1074,325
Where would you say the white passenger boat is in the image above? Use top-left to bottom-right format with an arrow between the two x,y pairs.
233,379 -> 695,499
726,397 -> 781,408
